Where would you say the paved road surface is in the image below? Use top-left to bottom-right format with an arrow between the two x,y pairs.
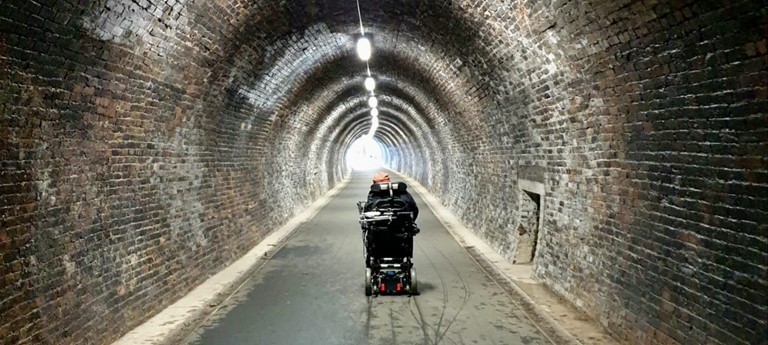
181,171 -> 552,345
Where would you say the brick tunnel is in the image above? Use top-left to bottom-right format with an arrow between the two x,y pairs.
1,1 -> 766,344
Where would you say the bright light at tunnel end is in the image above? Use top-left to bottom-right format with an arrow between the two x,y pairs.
346,135 -> 384,171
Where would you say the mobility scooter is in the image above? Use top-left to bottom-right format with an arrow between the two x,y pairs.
357,182 -> 419,296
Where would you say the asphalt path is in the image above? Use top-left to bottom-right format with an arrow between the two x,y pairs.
181,171 -> 552,345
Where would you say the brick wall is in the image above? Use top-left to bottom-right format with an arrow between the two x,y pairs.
354,1 -> 767,344
0,1 -> 353,344
388,1 -> 767,344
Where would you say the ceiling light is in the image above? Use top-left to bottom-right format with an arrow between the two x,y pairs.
364,77 -> 376,91
371,108 -> 379,117
368,96 -> 378,108
357,37 -> 371,61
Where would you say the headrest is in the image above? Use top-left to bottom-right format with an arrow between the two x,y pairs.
370,182 -> 407,192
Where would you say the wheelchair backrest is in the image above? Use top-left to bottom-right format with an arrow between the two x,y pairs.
366,181 -> 414,224
370,198 -> 407,211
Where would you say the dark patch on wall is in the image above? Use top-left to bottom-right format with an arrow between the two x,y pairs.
517,165 -> 546,184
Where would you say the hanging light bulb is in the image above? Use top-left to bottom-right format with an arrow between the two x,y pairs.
364,77 -> 376,91
357,37 -> 371,61
368,96 -> 378,108
371,108 -> 379,117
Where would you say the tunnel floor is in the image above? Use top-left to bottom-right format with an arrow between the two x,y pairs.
179,171 -> 553,345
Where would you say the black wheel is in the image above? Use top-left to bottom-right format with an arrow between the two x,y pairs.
409,268 -> 418,294
365,268 -> 373,296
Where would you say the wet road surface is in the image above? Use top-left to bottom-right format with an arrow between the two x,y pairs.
181,171 -> 553,345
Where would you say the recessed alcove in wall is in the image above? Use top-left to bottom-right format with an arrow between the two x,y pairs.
514,179 -> 545,266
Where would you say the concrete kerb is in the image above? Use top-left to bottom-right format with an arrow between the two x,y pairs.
391,171 -> 582,345
111,176 -> 352,345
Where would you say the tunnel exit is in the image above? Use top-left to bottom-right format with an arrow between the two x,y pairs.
345,135 -> 386,171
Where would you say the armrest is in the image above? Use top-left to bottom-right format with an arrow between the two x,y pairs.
356,201 -> 366,214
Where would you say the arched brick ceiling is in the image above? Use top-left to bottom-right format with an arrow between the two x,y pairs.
248,32 -> 482,157
191,0 -> 548,165
77,0 -> 565,212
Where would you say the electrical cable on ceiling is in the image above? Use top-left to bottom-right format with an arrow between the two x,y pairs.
356,0 -> 365,34
356,0 -> 372,78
